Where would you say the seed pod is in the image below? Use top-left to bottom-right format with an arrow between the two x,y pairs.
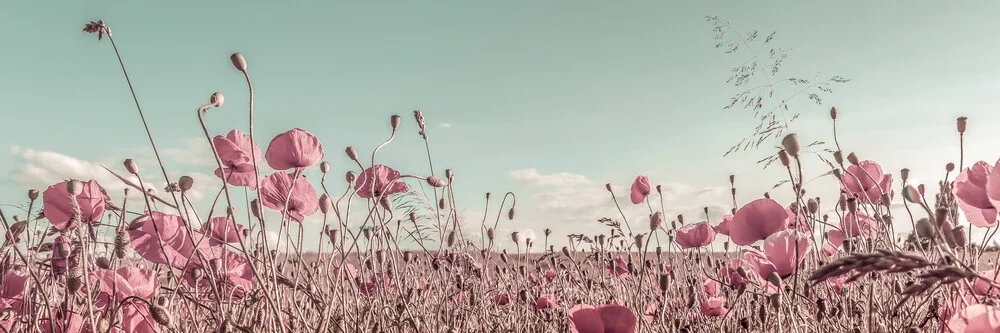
402,251 -> 413,263
178,176 -> 194,192
649,212 -> 663,231
149,303 -> 173,326
658,274 -> 669,292
346,171 -> 357,184
66,180 -> 83,196
634,234 -> 644,250
830,106 -> 838,119
95,257 -> 111,269
778,150 -> 790,167
957,116 -> 968,134
390,115 -> 402,131
66,267 -> 83,294
27,189 -> 39,201
114,229 -> 128,259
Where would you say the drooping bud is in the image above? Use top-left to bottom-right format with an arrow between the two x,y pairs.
345,146 -> 359,162
438,198 -> 446,210
561,246 -> 571,257
426,176 -> 447,188
379,196 -> 392,212
390,115 -> 402,131
178,176 -> 193,192
95,257 -> 111,269
781,134 -> 801,157
634,234 -> 644,250
210,92 -> 225,107
230,53 -> 247,72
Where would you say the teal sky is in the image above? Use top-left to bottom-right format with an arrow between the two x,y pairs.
2,1 -> 999,250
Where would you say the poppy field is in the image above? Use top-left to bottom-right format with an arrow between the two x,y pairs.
2,19 -> 1000,333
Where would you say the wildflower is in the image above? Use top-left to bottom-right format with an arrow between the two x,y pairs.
42,179 -> 108,231
214,129 -> 262,190
676,222 -> 717,249
568,303 -> 637,333
630,175 -> 651,204
954,161 -> 999,227
840,160 -> 894,205
264,128 -> 324,171
729,198 -> 788,246
355,165 -> 409,199
259,172 -> 320,222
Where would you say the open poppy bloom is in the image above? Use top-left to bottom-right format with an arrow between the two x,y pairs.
607,255 -> 629,277
355,165 -> 409,199
840,160 -> 893,205
180,247 -> 254,300
729,198 -> 789,246
840,213 -> 878,238
676,221 -> 717,249
128,211 -> 212,269
201,216 -> 248,245
949,304 -> 1000,333
535,294 -> 558,309
90,267 -> 160,333
259,171 -> 320,222
630,175 -> 651,204
42,179 -> 108,231
955,161 -> 998,228
214,129 -> 262,190
568,303 -> 637,333
264,128 -> 324,171
714,214 -> 732,236
763,229 -> 811,278
700,297 -> 728,317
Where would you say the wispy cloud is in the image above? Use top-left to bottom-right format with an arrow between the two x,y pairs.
509,168 -> 592,187
439,123 -> 452,128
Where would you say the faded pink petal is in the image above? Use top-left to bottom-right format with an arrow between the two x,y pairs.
494,293 -> 510,306
714,214 -> 732,236
42,180 -> 107,231
973,270 -> 1000,297
949,304 -> 1000,333
742,248 -> 777,280
827,230 -> 847,248
214,129 -> 261,172
264,128 -> 324,170
535,294 -> 558,309
607,255 -> 629,277
763,230 -> 811,278
729,198 -> 789,246
201,216 -> 248,245
840,213 -> 878,238
544,268 -> 558,282
703,278 -> 720,297
355,165 -> 410,199
700,297 -> 728,317
957,161 -> 1000,228
215,167 -> 260,191
630,176 -> 651,205
569,303 -> 637,333
128,211 -> 212,269
259,172 -> 320,222
676,221 -> 717,249
840,160 -> 894,205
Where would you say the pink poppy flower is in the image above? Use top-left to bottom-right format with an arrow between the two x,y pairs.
729,198 -> 789,246
259,172 -> 320,222
700,297 -> 728,317
826,274 -> 851,293
840,213 -> 877,238
840,160 -> 894,205
568,303 -> 637,333
763,230 -> 811,278
955,161 -> 999,228
264,128 -> 324,171
643,302 -> 660,324
785,208 -> 811,234
181,248 -> 254,300
948,304 -> 1000,333
719,258 -> 761,289
535,294 -> 558,309
39,309 -> 84,333
607,255 -> 629,277
544,268 -> 558,282
42,179 -> 107,231
494,294 -> 510,306
821,241 -> 838,257
0,271 -> 28,324
630,176 -> 651,205
214,129 -> 262,190
201,216 -> 247,245
355,165 -> 409,199
128,211 -> 212,269
90,267 -> 159,308
703,278 -> 720,297
332,263 -> 359,281
742,248 -> 777,280
676,221 -> 717,249
714,214 -> 732,236
827,230 -> 847,248
973,270 -> 1000,297
987,160 -> 1000,220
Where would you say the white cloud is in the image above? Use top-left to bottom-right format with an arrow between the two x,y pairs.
162,137 -> 216,168
509,168 -> 592,188
439,123 -> 452,128
9,146 -> 212,208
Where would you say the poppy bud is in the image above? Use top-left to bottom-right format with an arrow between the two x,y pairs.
230,53 -> 247,72
605,183 -> 613,192
123,158 -> 139,175
833,151 -> 844,165
561,246 -> 571,257
379,196 -> 392,212
508,208 -> 515,220
250,199 -> 262,218
544,228 -> 551,237
900,168 -> 910,181
438,198 -> 446,210
952,226 -> 967,248
209,92 -> 224,107
390,115 -> 402,131
486,228 -> 495,241
935,208 -> 950,228
781,134 -> 801,157
767,272 -> 782,288
511,232 -> 521,245
778,150 -> 790,167
178,176 -> 193,192
445,169 -> 454,180
903,185 -> 921,203
846,153 -> 860,166
320,161 -> 330,174
658,274 -> 669,292
318,194 -> 333,214
946,162 -> 955,173
807,199 -> 818,214
830,106 -> 838,120
66,180 -> 83,196
426,176 -> 447,188
957,116 -> 968,134
27,189 -> 38,201
677,214 -> 684,225
345,146 -> 358,162
634,234 -> 644,250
